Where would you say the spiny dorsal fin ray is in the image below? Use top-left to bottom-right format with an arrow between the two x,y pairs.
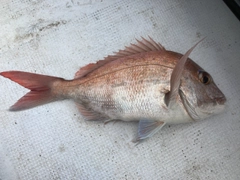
148,36 -> 165,50
136,38 -> 152,51
74,37 -> 165,79
141,37 -> 159,51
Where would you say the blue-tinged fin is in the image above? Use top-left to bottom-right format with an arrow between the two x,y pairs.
133,120 -> 166,142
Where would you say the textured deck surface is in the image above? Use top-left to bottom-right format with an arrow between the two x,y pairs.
0,0 -> 239,179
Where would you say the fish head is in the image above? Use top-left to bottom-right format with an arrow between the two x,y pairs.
179,59 -> 226,120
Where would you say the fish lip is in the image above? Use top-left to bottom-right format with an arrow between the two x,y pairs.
216,96 -> 226,105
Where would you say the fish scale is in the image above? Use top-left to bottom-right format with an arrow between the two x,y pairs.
0,37 -> 226,142
74,64 -> 166,119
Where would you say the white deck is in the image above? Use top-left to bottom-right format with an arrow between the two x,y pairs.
0,0 -> 239,179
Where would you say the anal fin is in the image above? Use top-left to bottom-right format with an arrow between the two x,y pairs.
133,120 -> 166,142
75,103 -> 108,121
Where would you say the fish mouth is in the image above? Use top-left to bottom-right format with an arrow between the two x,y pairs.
215,96 -> 226,105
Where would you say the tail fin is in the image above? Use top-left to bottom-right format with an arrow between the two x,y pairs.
0,71 -> 64,111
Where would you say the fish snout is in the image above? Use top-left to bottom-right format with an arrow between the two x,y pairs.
215,95 -> 226,105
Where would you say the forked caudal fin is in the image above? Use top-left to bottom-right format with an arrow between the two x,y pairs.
0,71 -> 64,111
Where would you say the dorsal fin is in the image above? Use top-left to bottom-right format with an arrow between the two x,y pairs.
74,37 -> 165,79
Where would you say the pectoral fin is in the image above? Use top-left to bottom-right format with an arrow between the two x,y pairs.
165,38 -> 205,107
133,120 -> 166,142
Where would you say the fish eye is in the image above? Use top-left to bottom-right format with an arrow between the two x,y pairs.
198,71 -> 212,85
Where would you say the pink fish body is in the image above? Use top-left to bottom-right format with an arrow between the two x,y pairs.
0,37 -> 226,141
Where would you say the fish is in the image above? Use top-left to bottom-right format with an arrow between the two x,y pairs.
0,37 -> 226,142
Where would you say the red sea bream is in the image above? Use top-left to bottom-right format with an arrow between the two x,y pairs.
0,37 -> 226,141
